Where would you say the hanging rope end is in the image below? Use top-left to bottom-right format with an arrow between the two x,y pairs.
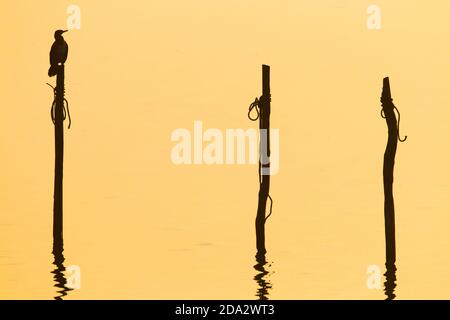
248,97 -> 260,121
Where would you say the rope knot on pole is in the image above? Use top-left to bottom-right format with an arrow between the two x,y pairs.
47,82 -> 72,129
380,101 -> 407,142
380,77 -> 406,142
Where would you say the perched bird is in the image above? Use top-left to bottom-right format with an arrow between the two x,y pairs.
48,30 -> 68,77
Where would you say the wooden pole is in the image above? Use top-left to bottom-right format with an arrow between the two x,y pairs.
51,64 -> 71,300
381,77 -> 401,300
256,65 -> 271,257
49,30 -> 70,299
53,64 -> 65,246
381,77 -> 397,265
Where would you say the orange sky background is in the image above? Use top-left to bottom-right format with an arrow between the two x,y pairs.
1,1 -> 450,299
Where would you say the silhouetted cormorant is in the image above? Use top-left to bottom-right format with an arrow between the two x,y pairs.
48,30 -> 68,77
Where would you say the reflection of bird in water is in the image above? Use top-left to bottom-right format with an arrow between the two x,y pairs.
253,254 -> 273,300
51,239 -> 72,300
48,30 -> 68,77
384,262 -> 397,300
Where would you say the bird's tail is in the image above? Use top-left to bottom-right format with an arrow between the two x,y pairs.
48,65 -> 57,77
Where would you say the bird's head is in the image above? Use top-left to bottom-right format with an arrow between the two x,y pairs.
54,29 -> 68,40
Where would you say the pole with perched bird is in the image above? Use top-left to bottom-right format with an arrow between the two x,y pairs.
48,29 -> 69,250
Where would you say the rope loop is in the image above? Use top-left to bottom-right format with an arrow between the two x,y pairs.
248,97 -> 260,121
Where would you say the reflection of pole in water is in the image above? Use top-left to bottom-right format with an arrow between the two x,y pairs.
384,261 -> 397,300
380,77 -> 405,300
52,238 -> 72,300
253,254 -> 272,300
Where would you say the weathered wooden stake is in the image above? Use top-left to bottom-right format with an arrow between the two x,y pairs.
50,64 -> 72,300
381,77 -> 397,265
53,65 -> 65,245
380,76 -> 406,300
256,65 -> 271,257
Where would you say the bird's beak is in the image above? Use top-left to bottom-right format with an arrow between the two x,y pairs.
62,30 -> 68,33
